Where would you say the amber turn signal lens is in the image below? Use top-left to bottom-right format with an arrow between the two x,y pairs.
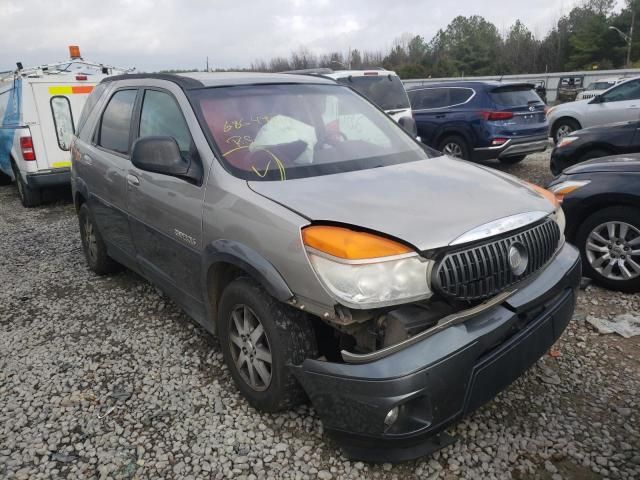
302,226 -> 412,260
527,182 -> 559,208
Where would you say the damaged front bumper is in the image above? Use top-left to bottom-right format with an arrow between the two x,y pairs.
292,243 -> 581,462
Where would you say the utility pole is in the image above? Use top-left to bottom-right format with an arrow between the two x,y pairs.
628,6 -> 635,68
206,56 -> 209,72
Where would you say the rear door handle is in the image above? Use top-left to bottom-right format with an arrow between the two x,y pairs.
81,154 -> 93,165
126,174 -> 140,186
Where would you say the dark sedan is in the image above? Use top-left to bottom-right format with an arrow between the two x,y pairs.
548,155 -> 640,292
549,120 -> 640,175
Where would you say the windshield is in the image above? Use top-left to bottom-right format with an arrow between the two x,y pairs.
190,84 -> 431,181
586,81 -> 615,91
335,75 -> 410,110
489,87 -> 543,107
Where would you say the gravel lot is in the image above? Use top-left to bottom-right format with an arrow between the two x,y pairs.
1,151 -> 639,480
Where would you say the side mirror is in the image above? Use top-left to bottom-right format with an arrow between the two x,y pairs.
131,136 -> 201,183
398,116 -> 417,137
590,95 -> 604,104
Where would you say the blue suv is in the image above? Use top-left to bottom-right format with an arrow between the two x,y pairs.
407,82 -> 548,164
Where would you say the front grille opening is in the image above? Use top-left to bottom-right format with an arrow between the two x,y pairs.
435,220 -> 561,302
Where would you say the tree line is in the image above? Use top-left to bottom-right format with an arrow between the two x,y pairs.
247,0 -> 640,79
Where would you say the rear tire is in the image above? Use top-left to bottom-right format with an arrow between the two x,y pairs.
218,277 -> 318,412
12,164 -> 41,207
576,206 -> 640,293
78,203 -> 119,275
552,118 -> 580,144
499,155 -> 526,164
438,135 -> 470,160
0,170 -> 12,186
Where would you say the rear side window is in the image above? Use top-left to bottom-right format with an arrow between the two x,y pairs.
98,89 -> 137,154
490,87 -> 542,107
139,90 -> 193,154
76,82 -> 107,136
50,96 -> 74,151
409,88 -> 449,109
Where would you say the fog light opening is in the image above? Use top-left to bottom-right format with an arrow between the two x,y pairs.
384,406 -> 399,428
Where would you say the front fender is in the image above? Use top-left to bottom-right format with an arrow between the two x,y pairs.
201,239 -> 294,332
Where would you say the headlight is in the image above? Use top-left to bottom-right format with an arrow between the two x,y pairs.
550,207 -> 566,235
548,180 -> 591,203
557,136 -> 579,148
302,226 -> 432,309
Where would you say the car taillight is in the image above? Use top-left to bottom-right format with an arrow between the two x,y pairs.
20,136 -> 36,161
481,111 -> 514,121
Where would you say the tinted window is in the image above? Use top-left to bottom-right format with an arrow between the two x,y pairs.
560,77 -> 583,87
139,90 -> 193,155
409,88 -> 450,109
336,75 -> 410,110
449,88 -> 474,105
50,96 -> 74,151
99,89 -> 137,154
602,79 -> 640,102
490,87 -> 543,106
76,82 -> 107,136
191,83 -> 433,181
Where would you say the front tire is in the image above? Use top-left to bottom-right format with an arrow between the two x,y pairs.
218,278 -> 318,412
552,118 -> 580,144
438,135 -> 470,160
576,206 -> 640,293
78,203 -> 119,275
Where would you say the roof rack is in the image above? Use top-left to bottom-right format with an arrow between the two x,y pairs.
281,68 -> 334,75
0,46 -> 134,82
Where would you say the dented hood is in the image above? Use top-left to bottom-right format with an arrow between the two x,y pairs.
248,156 -> 555,251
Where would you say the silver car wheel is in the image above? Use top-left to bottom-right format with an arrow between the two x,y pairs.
228,305 -> 272,391
585,221 -> 640,281
556,124 -> 573,141
443,142 -> 463,158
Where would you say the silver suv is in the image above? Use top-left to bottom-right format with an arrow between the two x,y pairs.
71,72 -> 581,461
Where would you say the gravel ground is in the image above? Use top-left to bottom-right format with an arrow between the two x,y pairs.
1,151 -> 639,480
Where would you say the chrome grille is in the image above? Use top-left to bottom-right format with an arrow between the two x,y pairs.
435,220 -> 561,301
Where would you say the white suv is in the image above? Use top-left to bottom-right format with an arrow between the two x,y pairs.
323,69 -> 413,122
547,76 -> 640,143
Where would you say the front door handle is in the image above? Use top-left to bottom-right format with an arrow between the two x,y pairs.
435,114 -> 446,118
126,174 -> 140,186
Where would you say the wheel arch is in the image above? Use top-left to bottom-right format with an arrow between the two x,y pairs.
551,116 -> 582,134
566,194 -> 640,242
202,239 -> 294,334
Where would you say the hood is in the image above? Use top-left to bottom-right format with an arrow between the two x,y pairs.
248,156 -> 555,251
574,120 -> 638,136
565,153 -> 640,175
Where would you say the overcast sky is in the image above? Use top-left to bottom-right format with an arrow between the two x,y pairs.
0,0 -> 627,72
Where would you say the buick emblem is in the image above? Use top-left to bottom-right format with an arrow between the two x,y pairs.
508,242 -> 528,276
529,105 -> 536,112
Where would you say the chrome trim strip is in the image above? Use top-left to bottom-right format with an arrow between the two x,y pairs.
410,87 -> 476,112
340,289 -> 515,364
450,211 -> 548,246
474,139 -> 512,151
499,139 -> 549,157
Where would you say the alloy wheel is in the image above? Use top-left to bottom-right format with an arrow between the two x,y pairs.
228,305 -> 273,391
443,142 -> 463,158
556,124 -> 573,141
585,221 -> 640,281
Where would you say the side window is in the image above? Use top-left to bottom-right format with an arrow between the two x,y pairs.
76,82 -> 107,136
411,88 -> 450,109
139,90 -> 193,154
98,89 -> 137,154
50,96 -> 74,151
602,80 -> 640,102
449,88 -> 474,105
